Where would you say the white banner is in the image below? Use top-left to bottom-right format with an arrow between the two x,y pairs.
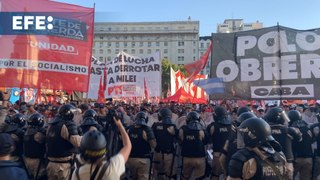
88,52 -> 161,99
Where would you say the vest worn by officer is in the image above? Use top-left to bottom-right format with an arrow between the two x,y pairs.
152,122 -> 176,153
128,126 -> 152,158
23,127 -> 46,159
47,120 -> 78,158
180,125 -> 206,157
208,122 -> 232,152
269,124 -> 294,162
228,148 -> 286,180
292,122 -> 313,158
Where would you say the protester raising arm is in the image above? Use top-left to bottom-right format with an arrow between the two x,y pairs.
114,116 -> 132,162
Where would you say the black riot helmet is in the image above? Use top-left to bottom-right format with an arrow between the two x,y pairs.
237,106 -> 251,116
264,107 -> 290,124
287,110 -> 302,123
238,117 -> 275,148
28,113 -> 44,127
236,112 -> 257,126
11,113 -> 26,128
158,108 -> 172,121
58,104 -> 76,121
83,109 -> 98,120
135,111 -> 148,126
214,106 -> 228,118
80,130 -> 107,163
186,111 -> 201,124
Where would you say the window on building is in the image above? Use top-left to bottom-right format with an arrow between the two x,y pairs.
99,42 -> 103,48
116,42 -> 119,48
193,49 -> 196,54
107,56 -> 112,61
164,56 -> 168,59
164,42 -> 168,46
178,56 -> 184,61
139,49 -> 143,54
132,42 -> 135,47
200,43 -> 204,48
131,49 -> 135,54
193,41 -> 196,46
178,49 -> 184,53
99,49 -> 103,54
193,56 -> 196,61
107,49 -> 111,54
100,36 -> 103,40
107,42 -> 111,47
99,57 -> 103,61
147,49 -> 152,54
178,41 -> 184,46
156,42 -> 160,46
148,42 -> 152,47
139,42 -> 143,47
123,49 -> 127,53
156,49 -> 160,52
124,42 -> 127,47
115,49 -> 119,54
164,49 -> 168,54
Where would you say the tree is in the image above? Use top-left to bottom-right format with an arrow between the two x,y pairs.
161,59 -> 186,98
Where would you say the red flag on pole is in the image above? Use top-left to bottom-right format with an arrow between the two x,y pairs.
184,42 -> 212,82
144,77 -> 149,99
97,66 -> 107,103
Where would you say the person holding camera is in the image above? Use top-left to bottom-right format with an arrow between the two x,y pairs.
71,116 -> 131,180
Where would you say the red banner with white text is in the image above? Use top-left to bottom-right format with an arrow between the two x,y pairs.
0,0 -> 94,92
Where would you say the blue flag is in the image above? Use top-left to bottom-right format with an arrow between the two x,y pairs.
193,78 -> 224,95
9,88 -> 20,104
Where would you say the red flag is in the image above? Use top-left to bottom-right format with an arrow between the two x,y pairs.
144,78 -> 149,99
184,42 -> 212,82
97,76 -> 106,103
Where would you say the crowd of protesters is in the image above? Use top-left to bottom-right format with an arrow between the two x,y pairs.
1,91 -> 320,179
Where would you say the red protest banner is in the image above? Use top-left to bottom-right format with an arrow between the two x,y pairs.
0,0 -> 94,92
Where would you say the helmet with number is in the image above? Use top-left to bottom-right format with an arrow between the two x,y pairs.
236,112 -> 257,126
237,106 -> 251,116
83,109 -> 98,120
214,106 -> 231,125
11,113 -> 26,128
135,111 -> 148,126
186,111 -> 201,124
158,108 -> 172,121
238,117 -> 275,148
28,113 -> 44,127
80,130 -> 107,163
287,110 -> 302,123
264,107 -> 289,124
58,104 -> 76,121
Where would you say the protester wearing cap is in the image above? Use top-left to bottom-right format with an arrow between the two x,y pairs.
0,133 -> 28,180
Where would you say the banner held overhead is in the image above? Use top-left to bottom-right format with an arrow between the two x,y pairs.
210,26 -> 320,100
0,0 -> 94,92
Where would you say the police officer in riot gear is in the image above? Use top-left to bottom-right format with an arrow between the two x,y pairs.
264,107 -> 302,180
78,117 -> 103,135
219,112 -> 257,176
227,117 -> 287,180
288,110 -> 314,180
152,108 -> 178,180
127,111 -> 157,180
0,113 -> 26,161
23,113 -> 47,179
179,111 -> 209,180
46,104 -> 81,180
207,106 -> 232,180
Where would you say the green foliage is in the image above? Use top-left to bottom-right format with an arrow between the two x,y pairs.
161,59 -> 187,98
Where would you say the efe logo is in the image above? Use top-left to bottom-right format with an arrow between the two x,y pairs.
12,16 -> 53,30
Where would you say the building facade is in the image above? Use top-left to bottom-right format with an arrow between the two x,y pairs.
217,19 -> 263,33
93,21 -> 199,65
